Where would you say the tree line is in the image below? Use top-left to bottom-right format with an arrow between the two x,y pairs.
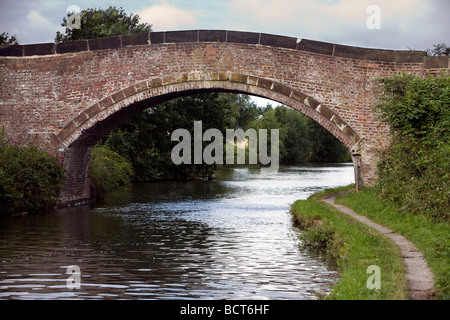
90,93 -> 351,196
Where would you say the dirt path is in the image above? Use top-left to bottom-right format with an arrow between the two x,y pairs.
322,195 -> 435,300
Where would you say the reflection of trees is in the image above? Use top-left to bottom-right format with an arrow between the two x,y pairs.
66,196 -> 215,287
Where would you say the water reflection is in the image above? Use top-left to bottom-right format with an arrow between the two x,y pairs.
0,164 -> 353,300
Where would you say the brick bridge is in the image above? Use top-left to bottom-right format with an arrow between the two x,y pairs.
1,30 -> 448,205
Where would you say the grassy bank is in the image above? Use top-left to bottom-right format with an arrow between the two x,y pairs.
291,185 -> 450,299
335,188 -> 450,300
291,185 -> 408,300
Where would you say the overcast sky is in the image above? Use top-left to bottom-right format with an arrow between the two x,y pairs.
0,0 -> 448,51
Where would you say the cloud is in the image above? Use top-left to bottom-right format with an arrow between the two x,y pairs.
0,1 -> 67,44
227,0 -> 444,49
137,3 -> 199,31
23,10 -> 64,43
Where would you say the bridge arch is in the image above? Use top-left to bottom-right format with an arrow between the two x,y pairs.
58,72 -> 360,149
57,72 -> 362,204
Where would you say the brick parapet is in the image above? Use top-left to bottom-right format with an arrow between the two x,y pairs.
1,30 -> 448,70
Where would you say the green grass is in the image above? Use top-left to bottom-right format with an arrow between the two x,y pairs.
336,187 -> 450,300
291,185 -> 408,300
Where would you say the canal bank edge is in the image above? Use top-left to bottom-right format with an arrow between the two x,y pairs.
290,186 -> 435,300
321,195 -> 434,300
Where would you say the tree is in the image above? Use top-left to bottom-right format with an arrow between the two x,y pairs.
426,43 -> 450,56
249,106 -> 350,164
55,6 -> 152,43
103,93 -> 261,181
0,32 -> 18,46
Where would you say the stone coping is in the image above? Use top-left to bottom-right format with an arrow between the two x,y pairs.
0,30 -> 446,68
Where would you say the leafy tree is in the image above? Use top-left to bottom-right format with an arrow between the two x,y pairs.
250,105 -> 350,164
307,119 -> 350,163
427,43 -> 450,56
55,6 -> 152,43
0,32 -> 18,46
103,93 -> 259,181
249,107 -> 287,162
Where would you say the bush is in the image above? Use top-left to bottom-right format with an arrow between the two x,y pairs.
89,144 -> 134,197
292,214 -> 346,261
0,128 -> 66,216
375,73 -> 450,221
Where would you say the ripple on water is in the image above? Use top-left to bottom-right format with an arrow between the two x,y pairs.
0,164 -> 352,300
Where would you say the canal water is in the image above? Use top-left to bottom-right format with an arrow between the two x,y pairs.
0,164 -> 354,300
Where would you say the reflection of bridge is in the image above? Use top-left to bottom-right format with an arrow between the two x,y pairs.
1,30 -> 448,204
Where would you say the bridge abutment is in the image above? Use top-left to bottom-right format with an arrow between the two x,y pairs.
59,143 -> 94,205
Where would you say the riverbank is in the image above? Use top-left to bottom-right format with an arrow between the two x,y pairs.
290,185 -> 449,300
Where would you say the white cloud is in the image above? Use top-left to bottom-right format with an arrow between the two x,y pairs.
137,3 -> 199,31
227,0 -> 435,49
23,10 -> 64,43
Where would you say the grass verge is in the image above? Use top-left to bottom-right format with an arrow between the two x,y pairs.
336,187 -> 450,300
291,185 -> 408,300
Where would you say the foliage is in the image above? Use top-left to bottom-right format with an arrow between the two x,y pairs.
55,6 -> 152,43
250,105 -> 351,163
293,214 -> 342,255
102,95 -> 350,183
0,128 -> 65,216
291,188 -> 407,300
375,73 -> 450,221
88,145 -> 134,198
0,32 -> 18,46
427,43 -> 450,56
104,93 -> 261,181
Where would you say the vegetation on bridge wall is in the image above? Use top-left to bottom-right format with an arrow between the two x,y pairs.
375,73 -> 450,221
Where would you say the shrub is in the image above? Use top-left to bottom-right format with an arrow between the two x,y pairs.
0,128 -> 66,216
88,144 -> 134,197
293,214 -> 346,261
375,73 -> 450,221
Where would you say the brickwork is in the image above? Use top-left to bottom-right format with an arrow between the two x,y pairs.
0,30 -> 448,204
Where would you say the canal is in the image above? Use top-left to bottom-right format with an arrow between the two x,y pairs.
0,164 -> 354,300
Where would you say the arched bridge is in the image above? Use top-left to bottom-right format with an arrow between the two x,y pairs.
0,30 -> 448,205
